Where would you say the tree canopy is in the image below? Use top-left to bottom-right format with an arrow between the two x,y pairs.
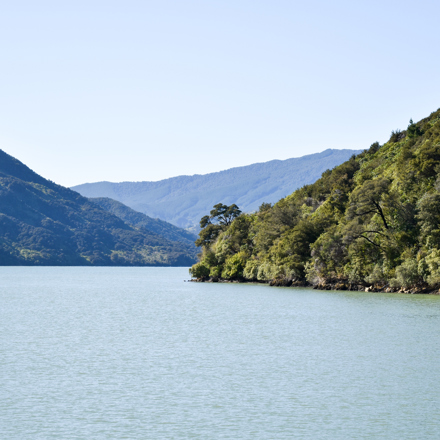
195,203 -> 242,249
190,107 -> 440,292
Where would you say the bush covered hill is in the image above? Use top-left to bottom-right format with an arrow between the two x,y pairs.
90,197 -> 197,246
72,149 -> 360,228
0,149 -> 197,266
190,109 -> 440,293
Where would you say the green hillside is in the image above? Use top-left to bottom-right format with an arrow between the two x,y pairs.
191,108 -> 440,293
0,149 -> 197,266
90,197 -> 197,246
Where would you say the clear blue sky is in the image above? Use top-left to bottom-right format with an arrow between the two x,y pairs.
1,0 -> 439,187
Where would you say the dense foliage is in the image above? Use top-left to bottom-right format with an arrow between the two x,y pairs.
190,109 -> 440,291
0,150 -> 197,266
72,149 -> 360,228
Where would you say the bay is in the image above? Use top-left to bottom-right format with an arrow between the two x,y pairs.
1,267 -> 439,439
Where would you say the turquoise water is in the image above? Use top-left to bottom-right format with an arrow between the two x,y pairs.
1,267 -> 439,439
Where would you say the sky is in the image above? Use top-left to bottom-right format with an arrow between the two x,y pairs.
0,0 -> 439,187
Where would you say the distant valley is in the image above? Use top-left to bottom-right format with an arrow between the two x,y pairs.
0,149 -> 197,266
72,149 -> 361,228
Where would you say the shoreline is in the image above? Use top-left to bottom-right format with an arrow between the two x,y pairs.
189,277 -> 440,295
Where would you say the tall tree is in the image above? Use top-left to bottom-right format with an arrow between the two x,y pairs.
195,203 -> 242,249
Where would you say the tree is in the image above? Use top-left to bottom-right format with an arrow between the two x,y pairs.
347,178 -> 391,230
389,129 -> 403,143
209,203 -> 242,226
368,142 -> 380,153
195,224 -> 223,248
417,192 -> 440,247
195,203 -> 242,249
407,118 -> 422,138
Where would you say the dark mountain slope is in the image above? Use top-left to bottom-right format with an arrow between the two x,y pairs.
72,149 -> 361,228
90,197 -> 197,245
0,149 -> 197,266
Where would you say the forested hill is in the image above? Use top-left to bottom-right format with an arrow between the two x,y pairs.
190,108 -> 440,293
90,197 -> 197,246
72,149 -> 360,228
0,149 -> 197,266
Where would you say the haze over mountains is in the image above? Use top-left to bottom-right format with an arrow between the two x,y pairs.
73,149 -> 361,228
0,149 -> 197,266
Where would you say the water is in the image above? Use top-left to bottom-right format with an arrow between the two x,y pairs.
1,267 -> 440,439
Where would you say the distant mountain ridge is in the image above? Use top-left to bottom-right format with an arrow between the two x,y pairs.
72,149 -> 361,228
0,149 -> 197,266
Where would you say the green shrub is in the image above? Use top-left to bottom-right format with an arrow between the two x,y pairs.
305,260 -> 319,284
390,258 -> 420,288
189,262 -> 210,278
243,259 -> 259,280
221,252 -> 247,280
257,262 -> 282,281
209,266 -> 222,278
424,249 -> 440,285
365,264 -> 385,285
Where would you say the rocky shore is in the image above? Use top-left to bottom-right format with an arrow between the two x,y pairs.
189,277 -> 440,294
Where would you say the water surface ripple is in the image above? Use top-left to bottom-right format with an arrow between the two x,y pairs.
1,267 -> 439,439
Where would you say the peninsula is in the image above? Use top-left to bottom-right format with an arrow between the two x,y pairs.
190,109 -> 440,294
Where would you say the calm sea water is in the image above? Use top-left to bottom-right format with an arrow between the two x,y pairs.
1,267 -> 440,439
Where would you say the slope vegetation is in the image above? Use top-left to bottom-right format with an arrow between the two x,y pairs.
0,150 -> 197,266
90,197 -> 197,245
72,149 -> 360,228
190,109 -> 440,293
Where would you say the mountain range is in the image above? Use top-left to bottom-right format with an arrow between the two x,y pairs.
72,149 -> 361,228
0,149 -> 197,266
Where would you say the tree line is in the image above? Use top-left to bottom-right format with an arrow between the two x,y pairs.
190,109 -> 440,291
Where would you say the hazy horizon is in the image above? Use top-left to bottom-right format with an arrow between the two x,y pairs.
70,148 -> 360,186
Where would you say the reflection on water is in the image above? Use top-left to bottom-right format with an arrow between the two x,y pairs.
1,267 -> 439,439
